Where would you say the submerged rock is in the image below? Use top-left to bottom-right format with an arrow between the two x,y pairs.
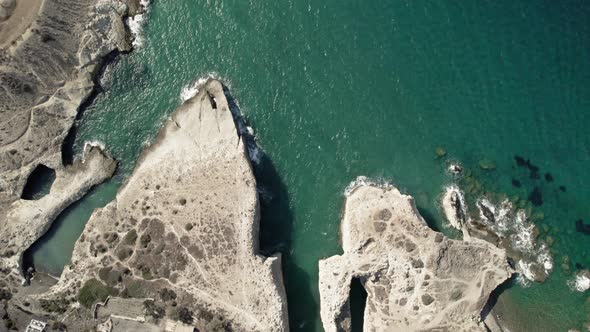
528,187 -> 543,207
319,181 -> 512,332
435,147 -> 447,158
544,173 -> 554,182
47,80 -> 289,331
479,159 -> 496,171
575,219 -> 590,235
513,156 -> 540,180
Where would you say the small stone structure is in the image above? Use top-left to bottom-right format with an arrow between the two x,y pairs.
25,319 -> 46,332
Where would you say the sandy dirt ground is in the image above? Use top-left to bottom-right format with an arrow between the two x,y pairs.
0,0 -> 43,48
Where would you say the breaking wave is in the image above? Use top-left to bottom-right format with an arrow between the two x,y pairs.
479,197 -> 552,283
180,74 -> 217,102
81,141 -> 108,162
83,140 -> 106,151
568,271 -> 590,292
344,176 -> 394,196
441,184 -> 553,284
126,0 -> 150,48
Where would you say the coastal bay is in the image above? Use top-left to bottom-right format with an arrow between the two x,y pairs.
3,0 -> 589,331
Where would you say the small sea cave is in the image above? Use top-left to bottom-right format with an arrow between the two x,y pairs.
21,164 -> 56,200
350,277 -> 368,332
21,245 -> 37,279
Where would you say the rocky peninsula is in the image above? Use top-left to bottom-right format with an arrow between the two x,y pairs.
0,0 -> 142,329
26,80 -> 288,331
319,180 -> 512,331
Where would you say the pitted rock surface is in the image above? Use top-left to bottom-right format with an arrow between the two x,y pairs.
319,181 -> 512,332
48,80 -> 289,331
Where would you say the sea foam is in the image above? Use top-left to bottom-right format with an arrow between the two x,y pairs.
442,184 -> 553,284
81,141 -> 107,163
568,272 -> 590,292
126,0 -> 150,48
180,74 -> 216,102
83,140 -> 106,152
344,176 -> 393,196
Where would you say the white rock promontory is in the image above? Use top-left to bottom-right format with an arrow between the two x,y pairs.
48,80 -> 289,331
319,181 -> 512,331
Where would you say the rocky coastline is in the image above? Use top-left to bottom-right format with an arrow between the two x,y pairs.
0,0 -> 143,329
319,180 -> 512,331
24,80 -> 288,331
441,185 -> 553,284
0,1 -> 563,331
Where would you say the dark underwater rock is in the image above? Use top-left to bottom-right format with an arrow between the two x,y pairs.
511,179 -> 521,188
514,155 -> 541,180
575,219 -> 590,235
514,155 -> 527,167
544,173 -> 554,182
528,187 -> 543,207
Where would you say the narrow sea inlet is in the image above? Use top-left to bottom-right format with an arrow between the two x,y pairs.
26,0 -> 589,330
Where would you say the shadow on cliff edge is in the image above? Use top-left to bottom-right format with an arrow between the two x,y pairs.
224,85 -> 319,331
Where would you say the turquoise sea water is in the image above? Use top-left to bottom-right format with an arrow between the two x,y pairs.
27,1 -> 589,330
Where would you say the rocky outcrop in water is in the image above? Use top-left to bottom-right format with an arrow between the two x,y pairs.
441,186 -> 553,283
441,185 -> 469,238
319,180 -> 512,331
38,80 -> 288,331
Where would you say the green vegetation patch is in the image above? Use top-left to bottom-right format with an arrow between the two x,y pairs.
78,278 -> 118,308
39,298 -> 69,314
